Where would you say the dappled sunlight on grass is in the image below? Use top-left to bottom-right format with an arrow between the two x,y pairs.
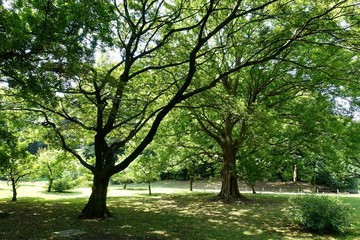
1,181 -> 359,240
108,194 -> 308,239
149,230 -> 172,238
243,228 -> 264,235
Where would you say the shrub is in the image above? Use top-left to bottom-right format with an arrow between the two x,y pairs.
52,178 -> 77,192
289,195 -> 353,234
316,172 -> 357,190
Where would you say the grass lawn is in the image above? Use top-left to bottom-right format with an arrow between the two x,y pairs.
0,182 -> 359,240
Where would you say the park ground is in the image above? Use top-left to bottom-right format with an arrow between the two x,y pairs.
0,180 -> 359,240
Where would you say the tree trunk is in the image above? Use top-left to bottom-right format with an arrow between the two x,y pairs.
293,164 -> 297,184
189,176 -> 193,191
48,178 -> 54,192
11,177 -> 17,202
251,186 -> 256,194
79,174 -> 111,219
148,181 -> 152,195
216,144 -> 246,203
123,182 -> 127,189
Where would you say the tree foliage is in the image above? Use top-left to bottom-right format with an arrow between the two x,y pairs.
0,112 -> 35,201
0,0 -> 359,217
35,148 -> 79,192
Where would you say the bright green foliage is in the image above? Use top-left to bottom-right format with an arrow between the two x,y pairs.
0,138 -> 34,201
52,177 -> 78,192
111,167 -> 134,188
35,148 -> 80,192
289,195 -> 353,234
1,0 -> 359,217
152,109 -> 218,182
0,110 -> 39,200
127,149 -> 164,195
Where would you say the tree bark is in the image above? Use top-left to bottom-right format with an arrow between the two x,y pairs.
79,174 -> 111,219
11,177 -> 17,202
48,178 -> 54,192
216,144 -> 246,203
189,176 -> 193,191
148,181 -> 152,195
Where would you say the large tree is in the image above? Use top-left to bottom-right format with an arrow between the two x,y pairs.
2,0 -> 359,217
177,0 -> 360,202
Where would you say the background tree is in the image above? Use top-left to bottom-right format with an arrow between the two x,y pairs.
153,109 -> 219,191
0,112 -> 35,201
111,167 -> 134,189
127,149 -> 163,195
180,4 -> 360,201
35,148 -> 79,192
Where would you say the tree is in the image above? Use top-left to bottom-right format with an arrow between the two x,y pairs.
112,167 -> 134,189
129,149 -> 163,195
3,143 -> 34,201
3,0 -> 359,217
151,108 -> 219,191
179,0 -> 360,201
0,0 -> 113,78
0,113 -> 34,201
35,148 -> 78,192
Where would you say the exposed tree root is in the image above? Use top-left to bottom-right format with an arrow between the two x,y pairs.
211,192 -> 248,204
78,207 -> 112,220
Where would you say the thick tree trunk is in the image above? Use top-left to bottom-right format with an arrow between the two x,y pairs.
216,144 -> 246,203
11,177 -> 17,202
79,174 -> 111,219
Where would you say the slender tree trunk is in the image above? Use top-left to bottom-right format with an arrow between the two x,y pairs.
251,186 -> 256,194
216,144 -> 246,203
79,174 -> 111,219
189,176 -> 193,192
123,182 -> 127,189
11,177 -> 17,202
148,181 -> 152,195
293,164 -> 297,184
48,178 -> 54,192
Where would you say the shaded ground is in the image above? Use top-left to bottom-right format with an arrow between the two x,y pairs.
50,230 -> 164,240
72,232 -> 163,240
1,193 -> 359,240
0,180 -> 359,240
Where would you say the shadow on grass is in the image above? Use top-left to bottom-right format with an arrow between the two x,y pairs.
0,193 -> 358,240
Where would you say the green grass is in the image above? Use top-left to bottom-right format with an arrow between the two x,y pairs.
0,192 -> 359,240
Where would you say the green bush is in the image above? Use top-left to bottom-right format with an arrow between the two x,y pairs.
52,178 -> 77,192
289,195 -> 353,234
316,172 -> 358,190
